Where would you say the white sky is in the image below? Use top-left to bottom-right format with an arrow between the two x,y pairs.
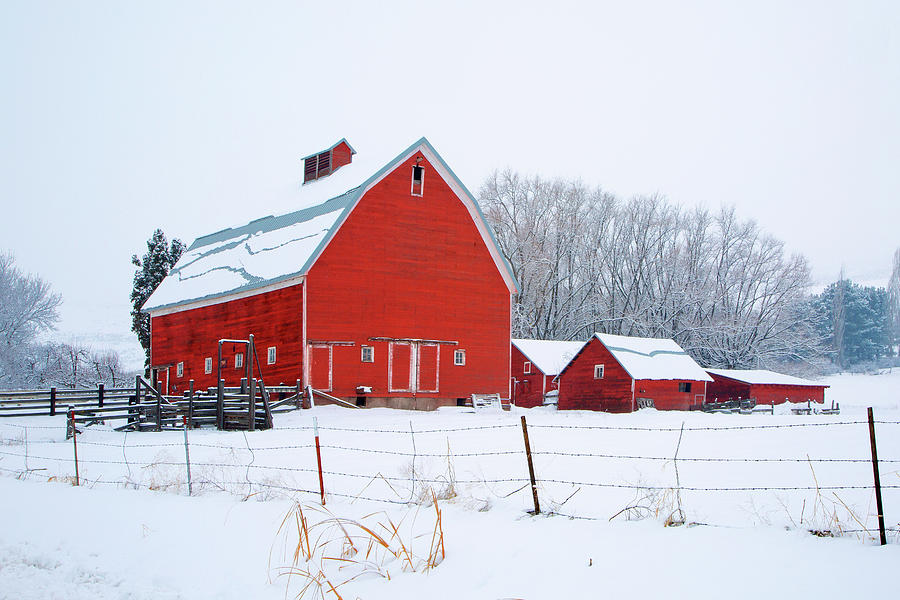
1,1 -> 898,368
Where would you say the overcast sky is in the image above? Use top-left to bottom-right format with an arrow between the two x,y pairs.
1,1 -> 898,368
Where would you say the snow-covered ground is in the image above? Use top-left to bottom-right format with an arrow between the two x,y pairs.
1,371 -> 898,598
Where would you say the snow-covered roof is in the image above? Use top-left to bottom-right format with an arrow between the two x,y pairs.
512,339 -> 585,376
143,137 -> 517,313
583,333 -> 714,382
706,369 -> 827,387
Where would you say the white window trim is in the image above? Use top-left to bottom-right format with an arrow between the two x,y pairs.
594,364 -> 605,379
267,346 -> 277,365
454,349 -> 466,366
204,357 -> 212,374
176,362 -> 184,378
523,361 -> 532,375
411,164 -> 424,196
235,353 -> 244,369
361,345 -> 374,363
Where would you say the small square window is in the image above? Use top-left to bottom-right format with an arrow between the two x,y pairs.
235,353 -> 244,369
267,346 -> 276,365
679,382 -> 692,393
523,361 -> 532,375
361,346 -> 374,363
594,364 -> 604,379
454,349 -> 466,366
204,357 -> 212,374
411,164 -> 424,196
176,362 -> 184,378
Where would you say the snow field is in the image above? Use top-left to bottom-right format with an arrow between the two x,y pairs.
1,370 -> 898,598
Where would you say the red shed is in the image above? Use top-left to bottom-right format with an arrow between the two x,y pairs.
705,369 -> 827,406
142,137 -> 518,409
556,333 -> 713,412
511,339 -> 584,408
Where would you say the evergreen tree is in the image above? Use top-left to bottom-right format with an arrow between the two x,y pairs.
130,230 -> 185,370
812,279 -> 892,368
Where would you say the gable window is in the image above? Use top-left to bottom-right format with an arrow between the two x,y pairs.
594,364 -> 605,379
411,164 -> 424,196
235,353 -> 244,369
204,357 -> 212,374
304,151 -> 332,183
176,362 -> 184,378
679,382 -> 692,393
267,346 -> 277,365
454,349 -> 466,366
361,345 -> 374,363
523,361 -> 532,375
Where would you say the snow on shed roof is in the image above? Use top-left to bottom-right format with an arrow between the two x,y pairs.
705,369 -> 827,387
142,137 -> 517,313
589,333 -> 713,382
512,339 -> 585,376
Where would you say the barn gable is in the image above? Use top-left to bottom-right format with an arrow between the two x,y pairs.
143,137 -> 517,315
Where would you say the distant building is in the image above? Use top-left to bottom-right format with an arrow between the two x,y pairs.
556,333 -> 712,412
705,369 -> 827,405
142,137 -> 518,409
511,339 -> 584,407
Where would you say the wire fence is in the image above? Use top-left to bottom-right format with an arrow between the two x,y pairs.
0,413 -> 897,542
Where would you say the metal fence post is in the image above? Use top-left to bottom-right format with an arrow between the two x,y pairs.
68,406 -> 79,486
868,407 -> 887,545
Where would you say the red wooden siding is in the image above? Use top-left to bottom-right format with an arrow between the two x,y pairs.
634,379 -> 705,410
557,337 -> 634,412
706,374 -> 825,405
305,151 -> 511,406
332,142 -> 353,169
511,344 -> 554,408
149,284 -> 304,393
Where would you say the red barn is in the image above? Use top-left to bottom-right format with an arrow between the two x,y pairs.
511,339 -> 584,408
705,369 -> 827,405
142,137 -> 518,409
556,333 -> 712,412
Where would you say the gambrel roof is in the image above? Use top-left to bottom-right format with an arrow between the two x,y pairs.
559,333 -> 714,382
143,137 -> 517,314
512,339 -> 584,376
706,369 -> 826,387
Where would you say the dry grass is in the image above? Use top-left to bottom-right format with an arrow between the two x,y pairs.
270,490 -> 445,599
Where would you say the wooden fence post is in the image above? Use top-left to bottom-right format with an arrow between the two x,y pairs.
217,378 -> 224,430
248,335 -> 256,432
520,416 -> 540,515
314,416 -> 325,505
156,392 -> 162,432
188,380 -> 194,429
868,407 -> 887,545
98,383 -> 104,408
183,415 -> 193,496
296,379 -> 302,409
49,387 -> 57,416
68,406 -> 79,486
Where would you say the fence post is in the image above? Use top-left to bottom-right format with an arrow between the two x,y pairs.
296,379 -> 302,409
156,391 -> 162,432
217,378 -> 224,430
409,420 -> 417,503
520,416 -> 540,515
314,416 -> 325,506
183,415 -> 193,496
49,387 -> 57,416
188,380 -> 194,429
68,406 -> 79,486
98,383 -> 104,408
867,407 -> 887,545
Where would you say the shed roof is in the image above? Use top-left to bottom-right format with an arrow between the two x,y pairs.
559,333 -> 713,382
143,137 -> 517,313
706,369 -> 827,387
512,339 -> 584,376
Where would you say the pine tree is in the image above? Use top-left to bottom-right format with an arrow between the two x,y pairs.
130,230 -> 186,371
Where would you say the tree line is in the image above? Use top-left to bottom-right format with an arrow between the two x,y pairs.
479,170 -> 898,372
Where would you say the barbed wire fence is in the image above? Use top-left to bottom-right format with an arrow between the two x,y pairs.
0,414 -> 897,543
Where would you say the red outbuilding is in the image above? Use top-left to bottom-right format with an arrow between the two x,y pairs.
142,137 -> 518,409
705,369 -> 827,405
511,339 -> 584,408
556,333 -> 712,412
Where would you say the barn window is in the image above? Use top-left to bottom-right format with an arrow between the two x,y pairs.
176,362 -> 184,378
679,382 -> 692,393
361,346 -> 374,363
454,349 -> 466,366
593,364 -> 604,379
267,346 -> 277,365
204,357 -> 212,374
411,164 -> 424,196
235,353 -> 244,369
523,361 -> 532,374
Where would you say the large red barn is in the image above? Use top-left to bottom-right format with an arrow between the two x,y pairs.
705,369 -> 827,406
142,137 -> 518,409
556,333 -> 712,412
511,339 -> 584,408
